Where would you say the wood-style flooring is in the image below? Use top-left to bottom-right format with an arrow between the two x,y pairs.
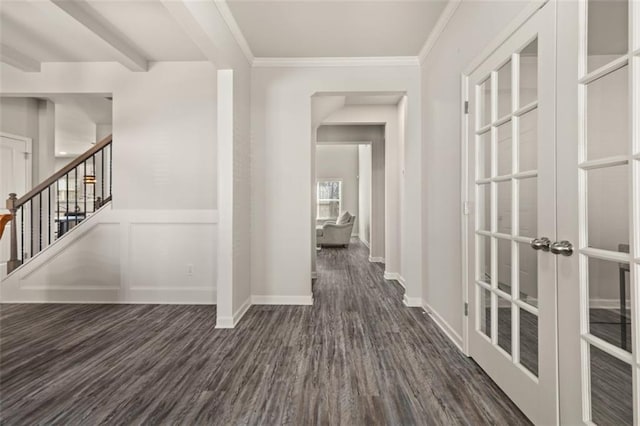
0,239 -> 530,425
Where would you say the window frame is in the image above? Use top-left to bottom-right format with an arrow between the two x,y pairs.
316,179 -> 343,220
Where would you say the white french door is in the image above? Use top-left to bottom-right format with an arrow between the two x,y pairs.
557,0 -> 640,424
466,2 -> 559,424
466,0 -> 640,424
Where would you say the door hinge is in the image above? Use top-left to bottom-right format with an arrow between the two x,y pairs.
463,201 -> 470,215
464,302 -> 469,316
464,101 -> 469,114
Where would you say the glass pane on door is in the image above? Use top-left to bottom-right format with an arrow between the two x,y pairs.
519,109 -> 538,171
586,164 -> 629,251
589,345 -> 633,425
497,122 -> 513,176
519,39 -> 538,107
518,241 -> 538,307
587,0 -> 629,72
587,257 -> 631,352
497,60 -> 513,118
519,308 -> 538,376
586,65 -> 629,160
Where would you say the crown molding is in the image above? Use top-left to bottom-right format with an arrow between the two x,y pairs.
418,0 -> 462,64
252,56 -> 420,68
214,0 -> 255,64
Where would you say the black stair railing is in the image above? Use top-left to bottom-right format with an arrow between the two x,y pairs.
5,134 -> 112,274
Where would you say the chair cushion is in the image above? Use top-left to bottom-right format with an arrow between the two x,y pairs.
336,211 -> 351,225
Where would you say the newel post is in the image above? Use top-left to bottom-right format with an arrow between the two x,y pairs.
7,193 -> 21,274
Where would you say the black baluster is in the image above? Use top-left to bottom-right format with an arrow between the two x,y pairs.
66,173 -> 69,236
83,159 -> 87,217
38,192 -> 42,252
74,167 -> 78,227
30,199 -> 33,258
20,207 -> 24,264
109,144 -> 112,198
101,148 -> 105,201
48,185 -> 52,245
57,178 -> 60,240
92,154 -> 96,212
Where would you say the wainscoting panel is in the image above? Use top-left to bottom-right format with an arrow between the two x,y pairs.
0,207 -> 218,304
129,223 -> 216,290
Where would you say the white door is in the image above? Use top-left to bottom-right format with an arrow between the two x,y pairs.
0,134 -> 30,276
466,2 -> 558,424
557,0 -> 639,424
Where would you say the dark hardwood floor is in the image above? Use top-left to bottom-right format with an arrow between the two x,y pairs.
1,239 -> 530,425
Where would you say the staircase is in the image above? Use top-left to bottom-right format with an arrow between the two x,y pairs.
2,134 -> 112,275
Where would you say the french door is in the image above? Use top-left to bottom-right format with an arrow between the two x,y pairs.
466,2 -> 559,424
467,0 -> 640,424
557,0 -> 639,424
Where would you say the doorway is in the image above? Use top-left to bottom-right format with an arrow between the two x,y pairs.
0,134 -> 31,276
463,1 -> 639,424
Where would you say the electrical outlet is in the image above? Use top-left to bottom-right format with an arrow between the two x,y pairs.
187,264 -> 194,276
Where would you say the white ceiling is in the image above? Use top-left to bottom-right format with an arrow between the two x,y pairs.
0,1 -> 204,64
226,0 -> 448,57
0,0 -> 450,70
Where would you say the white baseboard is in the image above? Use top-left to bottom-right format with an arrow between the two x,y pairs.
403,294 -> 422,307
359,237 -> 370,248
383,271 -> 406,289
369,256 -> 385,263
216,297 -> 251,329
251,295 -> 313,305
422,301 -> 464,353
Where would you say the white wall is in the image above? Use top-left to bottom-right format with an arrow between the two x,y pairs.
421,1 -> 530,340
0,97 -> 39,149
316,144 -> 359,235
1,62 -> 217,210
55,102 -> 96,155
251,65 -> 421,303
0,61 -> 219,304
358,144 -> 372,245
38,99 -> 56,180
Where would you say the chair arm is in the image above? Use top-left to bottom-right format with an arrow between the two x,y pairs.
323,223 -> 352,230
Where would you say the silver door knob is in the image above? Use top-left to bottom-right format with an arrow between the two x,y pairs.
530,237 -> 551,251
550,240 -> 573,256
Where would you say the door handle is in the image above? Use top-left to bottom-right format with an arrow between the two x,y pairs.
530,237 -> 551,251
550,240 -> 573,256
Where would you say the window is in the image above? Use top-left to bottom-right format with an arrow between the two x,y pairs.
317,180 -> 342,219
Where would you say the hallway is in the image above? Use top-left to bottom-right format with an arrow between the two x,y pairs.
0,239 -> 528,424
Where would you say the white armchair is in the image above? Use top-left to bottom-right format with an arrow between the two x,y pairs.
316,212 -> 356,247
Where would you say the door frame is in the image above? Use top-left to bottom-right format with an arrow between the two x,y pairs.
0,132 -> 33,200
460,0 -> 550,357
0,132 -> 32,278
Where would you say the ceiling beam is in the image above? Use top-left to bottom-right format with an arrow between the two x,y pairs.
162,0 -> 253,69
50,0 -> 147,72
0,44 -> 41,72
161,0 -> 229,69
